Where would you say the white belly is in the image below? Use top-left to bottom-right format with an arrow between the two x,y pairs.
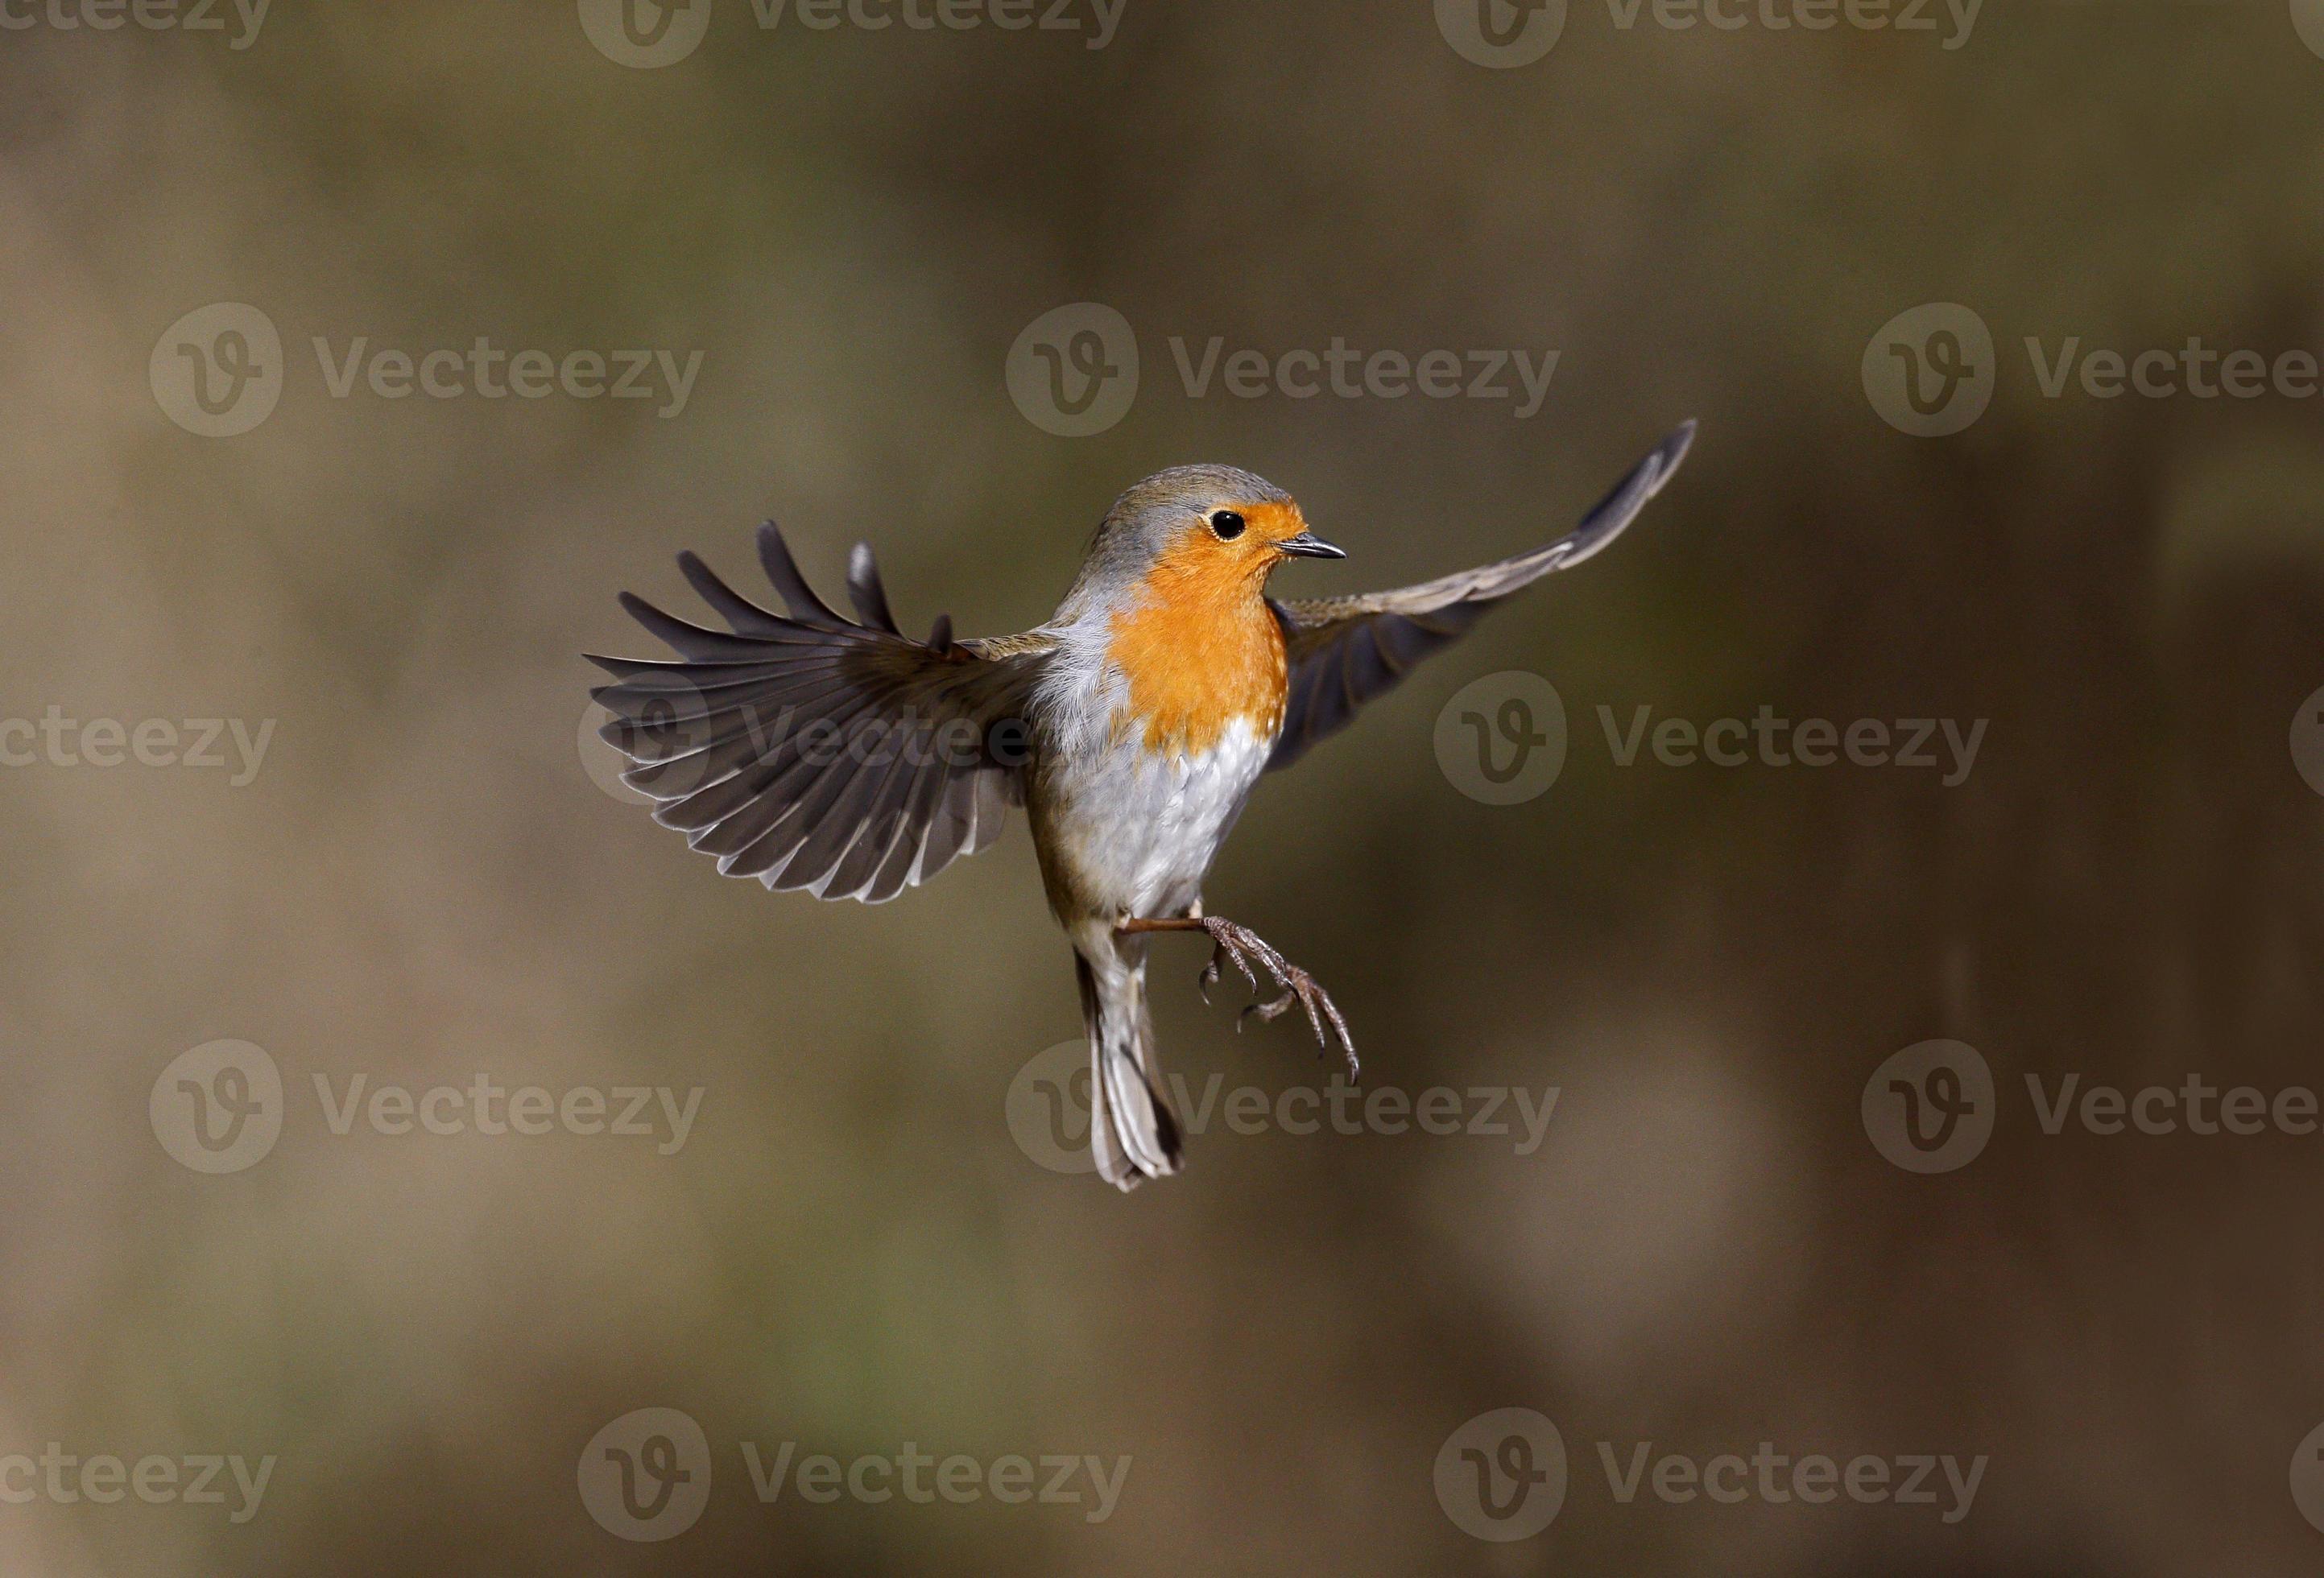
1036,717 -> 1275,922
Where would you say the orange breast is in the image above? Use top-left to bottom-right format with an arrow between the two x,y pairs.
1105,536 -> 1288,757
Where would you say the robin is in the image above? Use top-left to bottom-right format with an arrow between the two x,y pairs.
589,423 -> 1693,1188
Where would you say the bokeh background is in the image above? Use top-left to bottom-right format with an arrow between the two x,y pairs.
6,0 -> 2324,1571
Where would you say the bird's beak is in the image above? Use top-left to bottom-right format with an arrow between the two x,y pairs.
1277,531 -> 1347,560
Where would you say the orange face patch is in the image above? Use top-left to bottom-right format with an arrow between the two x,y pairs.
1104,513 -> 1294,756
1234,500 -> 1310,551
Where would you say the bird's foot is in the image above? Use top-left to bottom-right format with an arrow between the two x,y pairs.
1192,917 -> 1358,1082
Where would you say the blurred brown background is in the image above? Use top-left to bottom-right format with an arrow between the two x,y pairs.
5,0 -> 2324,1571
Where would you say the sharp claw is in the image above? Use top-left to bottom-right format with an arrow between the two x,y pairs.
1241,993 -> 1291,1027
1181,917 -> 1358,1076
1293,989 -> 1327,1050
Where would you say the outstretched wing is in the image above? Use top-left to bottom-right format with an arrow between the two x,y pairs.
587,524 -> 1055,904
1266,423 -> 1694,772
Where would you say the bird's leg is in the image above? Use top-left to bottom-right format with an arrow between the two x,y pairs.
1115,915 -> 1358,1080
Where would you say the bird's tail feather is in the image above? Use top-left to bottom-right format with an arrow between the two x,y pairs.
1074,948 -> 1182,1189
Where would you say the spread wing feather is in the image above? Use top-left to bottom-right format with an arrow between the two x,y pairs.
588,523 -> 1053,904
1267,423 -> 1693,771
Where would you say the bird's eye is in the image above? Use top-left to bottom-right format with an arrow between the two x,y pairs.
1210,510 -> 1247,540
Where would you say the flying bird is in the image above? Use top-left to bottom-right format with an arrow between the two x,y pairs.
589,424 -> 1694,1188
